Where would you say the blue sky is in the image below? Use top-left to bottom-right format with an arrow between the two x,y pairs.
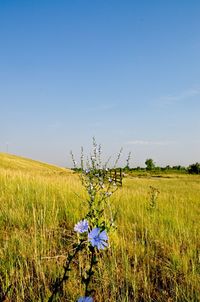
0,0 -> 200,167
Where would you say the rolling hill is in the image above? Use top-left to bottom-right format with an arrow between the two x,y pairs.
0,153 -> 72,175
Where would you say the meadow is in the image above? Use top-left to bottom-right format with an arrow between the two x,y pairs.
0,153 -> 200,301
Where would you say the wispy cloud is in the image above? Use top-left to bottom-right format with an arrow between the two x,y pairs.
126,140 -> 173,146
159,88 -> 200,105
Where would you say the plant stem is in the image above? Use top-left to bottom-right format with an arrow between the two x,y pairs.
48,242 -> 83,302
84,247 -> 96,297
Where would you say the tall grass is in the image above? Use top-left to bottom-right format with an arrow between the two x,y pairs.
0,153 -> 200,301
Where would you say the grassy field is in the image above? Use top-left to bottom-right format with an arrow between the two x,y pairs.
0,153 -> 200,301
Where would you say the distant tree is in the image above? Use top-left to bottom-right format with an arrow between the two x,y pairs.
188,163 -> 200,174
145,158 -> 155,171
172,165 -> 181,170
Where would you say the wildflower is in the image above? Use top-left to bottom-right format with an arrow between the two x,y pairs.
105,192 -> 112,197
77,297 -> 93,302
85,169 -> 90,174
88,227 -> 108,250
91,194 -> 95,201
74,219 -> 89,234
88,184 -> 93,190
108,177 -> 112,182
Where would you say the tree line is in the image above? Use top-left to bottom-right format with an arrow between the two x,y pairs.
124,158 -> 200,174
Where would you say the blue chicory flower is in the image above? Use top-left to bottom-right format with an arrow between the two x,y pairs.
74,219 -> 89,234
88,227 -> 108,250
77,297 -> 93,302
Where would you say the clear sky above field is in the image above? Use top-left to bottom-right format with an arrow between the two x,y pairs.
0,0 -> 200,167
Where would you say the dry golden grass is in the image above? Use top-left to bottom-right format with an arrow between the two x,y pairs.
0,153 -> 200,301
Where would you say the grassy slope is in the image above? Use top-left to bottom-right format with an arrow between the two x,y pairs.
0,153 -> 71,174
0,154 -> 83,301
0,154 -> 200,301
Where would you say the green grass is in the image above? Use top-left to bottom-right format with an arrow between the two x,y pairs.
0,153 -> 200,301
